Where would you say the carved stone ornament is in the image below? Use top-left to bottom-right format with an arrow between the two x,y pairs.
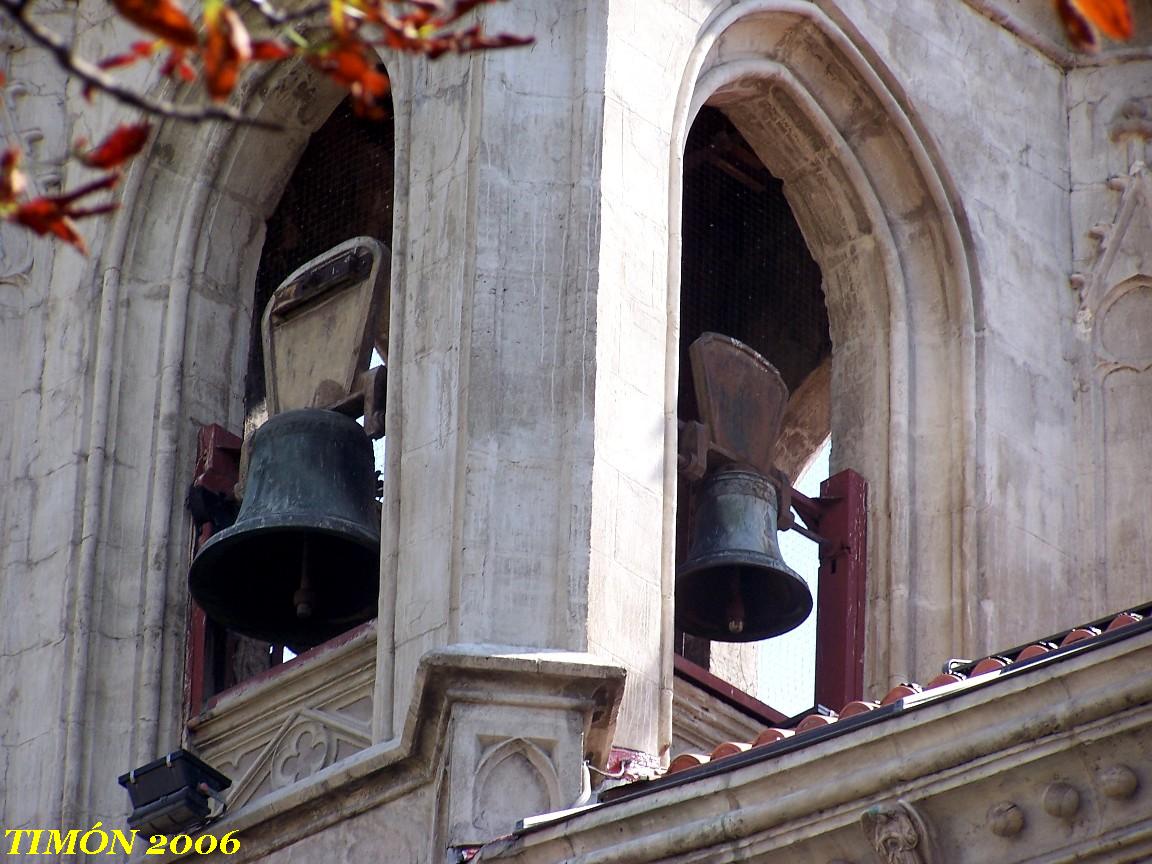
1112,98 -> 1152,144
1072,161 -> 1152,324
271,719 -> 334,787
987,801 -> 1025,838
470,737 -> 560,835
1098,764 -> 1140,800
1042,782 -> 1081,822
212,707 -> 372,809
860,800 -> 933,864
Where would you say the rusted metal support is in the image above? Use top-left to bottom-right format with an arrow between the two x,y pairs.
810,469 -> 868,709
184,425 -> 243,716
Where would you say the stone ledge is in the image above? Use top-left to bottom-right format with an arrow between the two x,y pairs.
149,647 -> 626,863
480,628 -> 1152,864
188,621 -> 378,752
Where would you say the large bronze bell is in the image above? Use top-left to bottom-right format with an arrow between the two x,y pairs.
189,408 -> 380,651
676,470 -> 812,643
676,333 -> 813,642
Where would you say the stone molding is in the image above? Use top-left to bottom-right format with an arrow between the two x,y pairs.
1072,160 -> 1152,611
1074,162 -> 1152,320
860,800 -> 933,864
479,629 -> 1152,864
155,647 -> 625,863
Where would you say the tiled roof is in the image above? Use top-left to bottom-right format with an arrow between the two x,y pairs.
625,603 -> 1152,791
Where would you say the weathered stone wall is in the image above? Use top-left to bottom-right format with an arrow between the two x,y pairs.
1068,58 -> 1152,620
825,0 -> 1079,671
1,13 -> 110,829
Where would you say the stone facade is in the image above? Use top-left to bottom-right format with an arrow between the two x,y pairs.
1,0 -> 1150,860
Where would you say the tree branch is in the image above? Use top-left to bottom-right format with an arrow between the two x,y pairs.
0,0 -> 283,128
242,0 -> 327,29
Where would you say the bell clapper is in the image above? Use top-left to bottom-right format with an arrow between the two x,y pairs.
727,573 -> 745,635
294,539 -> 316,619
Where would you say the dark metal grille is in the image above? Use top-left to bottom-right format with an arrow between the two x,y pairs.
244,95 -> 395,414
677,106 -> 829,423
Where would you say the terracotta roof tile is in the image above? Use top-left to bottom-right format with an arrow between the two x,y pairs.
1061,626 -> 1101,646
650,603 -> 1152,787
752,728 -> 793,747
1107,612 -> 1142,631
667,753 -> 710,774
924,672 -> 965,690
837,700 -> 880,718
795,713 -> 838,733
970,656 -> 1009,676
1016,642 -> 1056,661
711,741 -> 751,760
880,683 -> 922,705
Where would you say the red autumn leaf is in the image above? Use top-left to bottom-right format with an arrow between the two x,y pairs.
250,39 -> 296,61
53,173 -> 122,206
309,41 -> 392,118
203,4 -> 253,100
1056,0 -> 1099,51
96,40 -> 159,72
11,199 -> 89,252
160,47 -> 197,81
1071,0 -> 1134,40
111,0 -> 199,48
77,123 -> 152,169
1,148 -> 27,203
6,174 -> 122,254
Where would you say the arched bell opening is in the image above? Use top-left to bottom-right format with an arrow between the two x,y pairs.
105,50 -> 405,711
674,106 -> 830,695
187,89 -> 399,693
65,50 -> 402,813
665,4 -> 979,717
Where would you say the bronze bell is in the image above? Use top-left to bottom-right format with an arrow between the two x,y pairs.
676,468 -> 812,642
189,408 -> 380,651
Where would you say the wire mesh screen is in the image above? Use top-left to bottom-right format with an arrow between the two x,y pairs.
675,106 -> 830,674
244,95 -> 396,415
677,107 -> 829,423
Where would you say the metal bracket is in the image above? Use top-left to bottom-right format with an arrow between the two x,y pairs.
327,365 -> 387,438
676,420 -> 711,481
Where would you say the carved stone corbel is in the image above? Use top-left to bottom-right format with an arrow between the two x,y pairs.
860,800 -> 933,864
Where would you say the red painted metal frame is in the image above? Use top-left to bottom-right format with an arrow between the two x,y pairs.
183,424 -> 242,718
793,469 -> 869,709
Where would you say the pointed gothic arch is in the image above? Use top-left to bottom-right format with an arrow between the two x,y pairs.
90,54 -> 409,758
666,2 -> 982,692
